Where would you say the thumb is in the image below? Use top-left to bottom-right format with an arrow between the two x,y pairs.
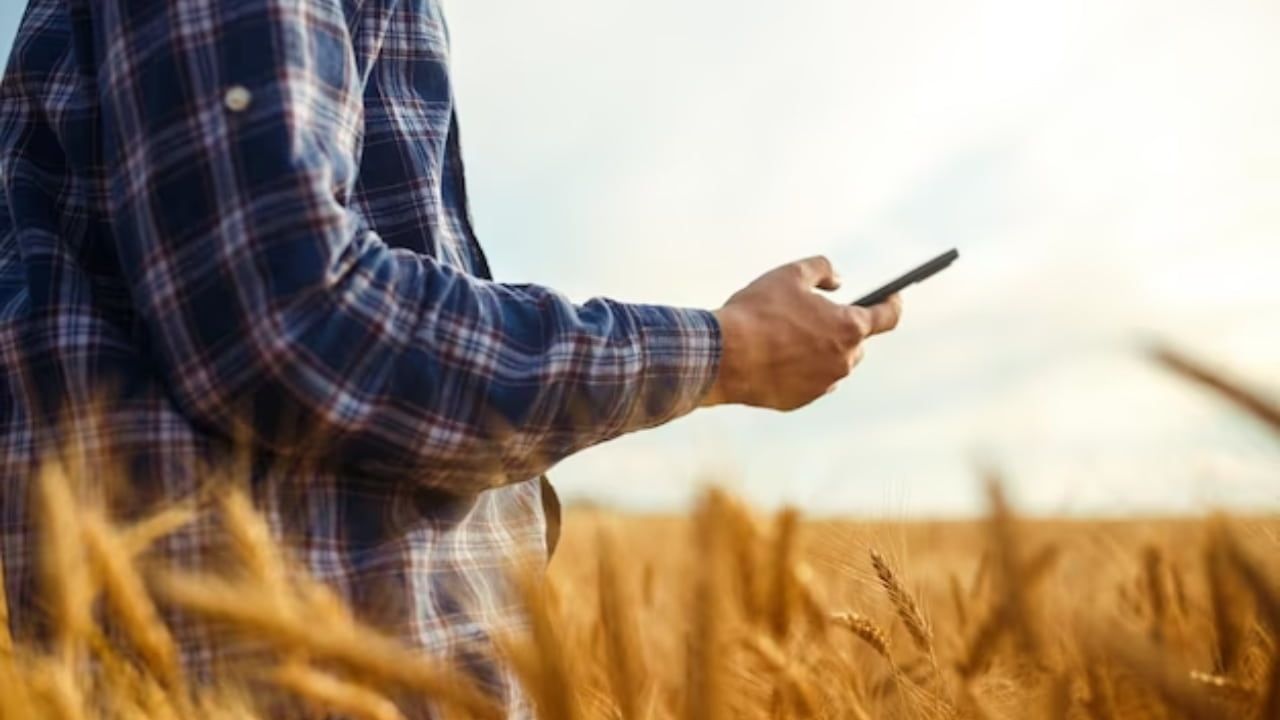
794,255 -> 841,291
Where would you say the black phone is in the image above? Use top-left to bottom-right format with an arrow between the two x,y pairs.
851,248 -> 959,307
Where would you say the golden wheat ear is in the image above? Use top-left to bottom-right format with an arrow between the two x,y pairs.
831,611 -> 892,664
868,548 -> 933,656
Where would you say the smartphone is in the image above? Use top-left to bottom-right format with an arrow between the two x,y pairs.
851,248 -> 959,307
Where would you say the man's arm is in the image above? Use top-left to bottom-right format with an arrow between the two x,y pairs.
94,0 -> 720,492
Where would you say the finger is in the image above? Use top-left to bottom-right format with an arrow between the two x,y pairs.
837,306 -> 873,346
863,293 -> 903,336
848,344 -> 867,370
792,255 -> 841,291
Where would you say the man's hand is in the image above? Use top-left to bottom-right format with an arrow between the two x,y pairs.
701,256 -> 903,410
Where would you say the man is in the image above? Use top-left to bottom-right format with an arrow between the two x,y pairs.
0,0 -> 901,716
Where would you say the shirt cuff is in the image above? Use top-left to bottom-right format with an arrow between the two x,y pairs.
623,303 -> 723,428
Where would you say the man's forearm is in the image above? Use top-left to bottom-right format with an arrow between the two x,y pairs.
96,0 -> 723,493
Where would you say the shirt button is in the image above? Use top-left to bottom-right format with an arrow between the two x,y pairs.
223,85 -> 252,113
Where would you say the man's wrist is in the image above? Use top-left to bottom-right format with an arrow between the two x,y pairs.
701,306 -> 743,407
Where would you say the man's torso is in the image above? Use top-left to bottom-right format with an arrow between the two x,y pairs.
0,2 -> 542,715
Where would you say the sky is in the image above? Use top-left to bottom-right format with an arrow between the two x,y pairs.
3,1 -> 1278,517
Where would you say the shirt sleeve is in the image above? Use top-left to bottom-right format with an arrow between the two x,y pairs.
93,0 -> 721,494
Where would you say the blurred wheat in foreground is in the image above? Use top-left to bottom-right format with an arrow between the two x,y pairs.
0,345 -> 1277,719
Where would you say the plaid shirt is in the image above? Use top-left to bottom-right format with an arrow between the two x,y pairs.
0,0 -> 721,715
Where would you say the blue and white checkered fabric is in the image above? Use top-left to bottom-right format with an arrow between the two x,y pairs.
0,1 -> 721,715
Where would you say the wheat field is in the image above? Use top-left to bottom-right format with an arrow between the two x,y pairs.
0,346 -> 1276,719
546,493 -> 1279,719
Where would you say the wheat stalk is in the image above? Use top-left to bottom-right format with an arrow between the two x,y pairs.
121,504 -> 197,558
983,474 -> 1042,661
1205,535 -> 1243,674
1090,623 -> 1221,720
1082,661 -> 1117,720
832,611 -> 892,663
1045,672 -> 1071,720
272,661 -> 406,720
36,462 -> 95,664
949,573 -> 968,632
595,526 -> 643,720
1213,522 -> 1280,720
0,545 -> 10,656
31,656 -> 87,720
1149,344 -> 1280,436
219,489 -> 289,597
742,633 -> 820,717
82,511 -> 183,688
958,543 -> 1059,678
1142,544 -> 1168,645
154,572 -> 500,718
869,548 -> 933,655
684,490 -> 730,720
792,562 -> 830,635
722,496 -> 765,623
768,509 -> 800,640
